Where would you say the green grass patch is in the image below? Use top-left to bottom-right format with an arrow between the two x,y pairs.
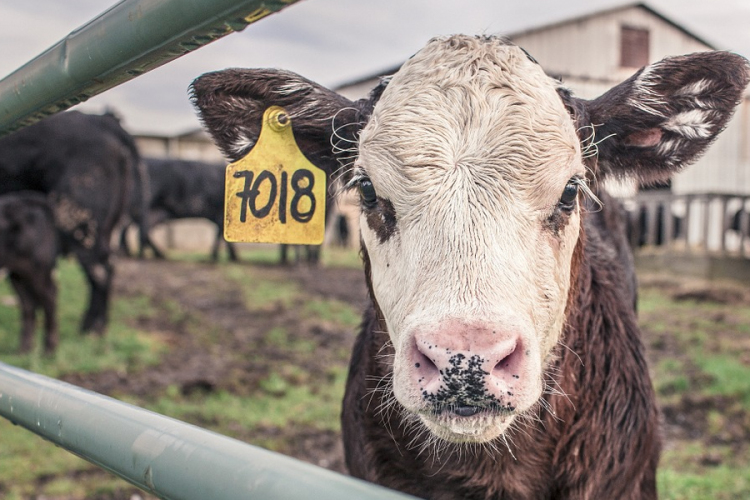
696,355 -> 750,407
321,246 -> 363,269
304,298 -> 361,328
169,245 -> 363,269
659,450 -> 750,500
139,366 -> 348,447
654,358 -> 691,399
0,259 -> 165,377
223,265 -> 300,311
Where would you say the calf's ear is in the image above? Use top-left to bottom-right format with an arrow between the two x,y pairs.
190,68 -> 368,177
572,51 -> 749,184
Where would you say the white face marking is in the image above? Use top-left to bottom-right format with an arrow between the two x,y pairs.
355,36 -> 585,443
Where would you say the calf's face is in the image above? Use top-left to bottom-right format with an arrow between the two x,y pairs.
353,39 -> 584,441
191,35 -> 749,444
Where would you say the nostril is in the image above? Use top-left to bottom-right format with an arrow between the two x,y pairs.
413,341 -> 440,391
492,341 -> 519,377
415,349 -> 439,376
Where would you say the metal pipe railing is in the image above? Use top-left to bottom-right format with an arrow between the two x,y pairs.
0,362 -> 416,499
0,0 -> 302,135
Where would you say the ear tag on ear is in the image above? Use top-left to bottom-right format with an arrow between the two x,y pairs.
224,106 -> 326,244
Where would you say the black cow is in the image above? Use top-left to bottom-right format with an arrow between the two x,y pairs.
0,192 -> 58,353
119,157 -> 237,261
0,111 -> 136,334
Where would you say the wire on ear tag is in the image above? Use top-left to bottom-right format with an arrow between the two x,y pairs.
224,106 -> 327,244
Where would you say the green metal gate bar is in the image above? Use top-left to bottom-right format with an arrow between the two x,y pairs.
0,0 -> 301,136
0,362 -> 415,499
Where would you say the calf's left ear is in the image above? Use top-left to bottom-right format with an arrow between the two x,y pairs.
571,51 -> 749,184
190,68 -> 365,176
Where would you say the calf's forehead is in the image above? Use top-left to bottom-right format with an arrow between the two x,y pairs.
359,37 -> 581,208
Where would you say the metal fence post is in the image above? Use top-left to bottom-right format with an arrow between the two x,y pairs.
0,362 -> 417,500
0,0 -> 303,135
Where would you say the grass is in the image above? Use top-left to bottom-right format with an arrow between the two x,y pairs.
659,461 -> 750,500
137,366 -> 348,450
170,244 -> 364,270
697,355 -> 750,407
0,258 -> 165,378
304,298 -> 362,329
3,257 -> 750,499
638,279 -> 750,500
223,264 -> 300,311
0,250 -> 361,498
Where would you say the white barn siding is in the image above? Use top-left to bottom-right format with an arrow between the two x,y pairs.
511,5 -> 712,98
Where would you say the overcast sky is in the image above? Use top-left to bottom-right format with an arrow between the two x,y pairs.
1,0 -> 749,136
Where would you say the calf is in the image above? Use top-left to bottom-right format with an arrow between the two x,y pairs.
119,157 -> 238,261
191,36 -> 749,499
0,111 -> 136,334
0,192 -> 58,353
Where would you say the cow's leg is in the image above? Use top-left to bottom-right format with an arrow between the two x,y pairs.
212,220 -> 239,262
140,231 -> 165,260
226,242 -> 238,262
306,245 -> 321,265
9,273 -> 36,353
142,211 -> 167,259
279,244 -> 289,265
75,247 -> 113,335
210,225 -> 222,262
118,223 -> 133,257
38,272 -> 59,354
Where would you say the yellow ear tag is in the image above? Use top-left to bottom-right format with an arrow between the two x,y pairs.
224,106 -> 326,244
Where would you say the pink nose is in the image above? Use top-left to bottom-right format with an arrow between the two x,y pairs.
409,323 -> 526,411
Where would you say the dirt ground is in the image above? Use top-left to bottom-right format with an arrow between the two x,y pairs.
54,257 -> 750,498
62,257 -> 369,476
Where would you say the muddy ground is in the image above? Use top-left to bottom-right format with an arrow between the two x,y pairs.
54,257 -> 750,498
63,257 -> 369,478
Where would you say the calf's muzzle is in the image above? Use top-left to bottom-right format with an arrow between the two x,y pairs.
408,321 -> 531,415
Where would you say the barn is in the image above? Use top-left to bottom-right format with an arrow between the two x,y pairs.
336,2 -> 750,273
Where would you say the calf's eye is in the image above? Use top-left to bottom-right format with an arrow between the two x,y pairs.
558,180 -> 579,211
358,178 -> 378,208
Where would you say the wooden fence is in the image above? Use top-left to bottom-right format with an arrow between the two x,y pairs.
628,191 -> 750,259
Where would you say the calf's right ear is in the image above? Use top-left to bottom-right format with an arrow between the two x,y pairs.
190,68 -> 365,176
573,51 -> 750,184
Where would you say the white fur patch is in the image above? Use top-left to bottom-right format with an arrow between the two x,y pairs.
657,137 -> 682,156
676,78 -> 711,96
231,134 -> 254,156
663,109 -> 714,139
276,81 -> 311,96
629,64 -> 668,117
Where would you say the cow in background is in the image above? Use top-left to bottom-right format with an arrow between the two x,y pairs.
0,111 -> 136,335
0,192 -> 58,353
119,157 -> 238,261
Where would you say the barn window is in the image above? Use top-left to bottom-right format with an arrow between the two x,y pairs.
620,26 -> 650,68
